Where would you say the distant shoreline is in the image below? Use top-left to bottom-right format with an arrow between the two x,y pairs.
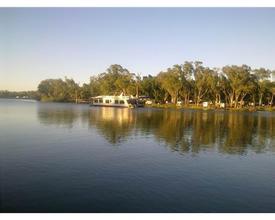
2,98 -> 274,112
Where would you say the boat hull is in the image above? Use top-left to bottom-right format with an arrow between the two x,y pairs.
90,103 -> 130,108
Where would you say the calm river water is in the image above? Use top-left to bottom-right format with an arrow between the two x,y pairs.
0,99 -> 275,212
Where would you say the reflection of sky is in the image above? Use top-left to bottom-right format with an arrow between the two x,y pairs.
1,8 -> 275,90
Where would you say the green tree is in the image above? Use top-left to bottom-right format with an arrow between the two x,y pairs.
90,76 -> 101,97
193,62 -> 213,105
222,65 -> 252,108
140,75 -> 155,98
38,79 -> 67,102
157,65 -> 183,104
253,68 -> 271,106
266,81 -> 275,106
80,83 -> 91,100
64,77 -> 80,103
208,69 -> 223,106
96,64 -> 135,95
179,61 -> 194,105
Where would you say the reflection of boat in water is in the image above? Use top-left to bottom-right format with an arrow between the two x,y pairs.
90,94 -> 144,108
88,107 -> 136,144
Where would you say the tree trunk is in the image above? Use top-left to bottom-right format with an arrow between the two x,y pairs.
136,84 -> 139,98
215,94 -> 219,106
172,95 -> 177,104
229,94 -> 234,108
240,94 -> 246,108
234,93 -> 240,108
75,90 -> 78,104
196,90 -> 201,106
259,93 -> 263,106
184,94 -> 188,105
196,96 -> 201,106
253,95 -> 256,108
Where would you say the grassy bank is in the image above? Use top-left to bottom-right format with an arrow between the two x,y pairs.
146,103 -> 275,112
33,99 -> 275,112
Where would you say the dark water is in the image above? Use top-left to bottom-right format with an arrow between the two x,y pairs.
0,99 -> 275,213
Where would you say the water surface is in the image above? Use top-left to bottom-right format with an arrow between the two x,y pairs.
0,99 -> 275,212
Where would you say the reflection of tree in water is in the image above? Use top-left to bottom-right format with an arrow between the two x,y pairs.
253,112 -> 275,153
214,112 -> 275,154
136,110 -> 193,153
136,109 -> 275,155
37,103 -> 81,128
87,107 -> 136,144
37,103 -> 275,154
219,113 -> 255,154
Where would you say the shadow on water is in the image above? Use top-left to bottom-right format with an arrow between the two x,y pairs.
37,104 -> 275,155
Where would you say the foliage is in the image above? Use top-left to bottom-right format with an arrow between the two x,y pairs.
4,62 -> 274,108
0,90 -> 39,99
157,65 -> 183,104
38,77 -> 79,102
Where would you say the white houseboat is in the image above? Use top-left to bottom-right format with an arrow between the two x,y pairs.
90,94 -> 144,108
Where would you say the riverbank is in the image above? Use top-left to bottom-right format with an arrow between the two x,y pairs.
146,103 -> 275,112
4,98 -> 274,112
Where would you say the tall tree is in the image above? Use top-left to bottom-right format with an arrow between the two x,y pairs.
222,65 -> 252,108
80,83 -> 91,100
157,65 -> 183,104
179,61 -> 194,105
253,68 -> 271,106
97,64 -> 135,95
193,62 -> 213,105
208,69 -> 223,106
38,79 -> 67,102
64,77 -> 80,103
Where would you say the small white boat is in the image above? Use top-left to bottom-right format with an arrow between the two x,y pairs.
90,94 -> 143,108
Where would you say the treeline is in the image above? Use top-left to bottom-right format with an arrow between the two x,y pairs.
37,62 -> 275,108
37,78 -> 82,102
0,90 -> 39,99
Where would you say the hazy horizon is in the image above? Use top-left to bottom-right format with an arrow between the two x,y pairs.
1,8 -> 275,91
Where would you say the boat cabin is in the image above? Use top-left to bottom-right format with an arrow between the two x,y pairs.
91,95 -> 131,107
91,95 -> 144,108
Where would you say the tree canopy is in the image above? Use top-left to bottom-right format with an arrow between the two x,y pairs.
30,62 -> 274,107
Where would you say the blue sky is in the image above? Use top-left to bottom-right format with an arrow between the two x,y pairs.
1,8 -> 275,91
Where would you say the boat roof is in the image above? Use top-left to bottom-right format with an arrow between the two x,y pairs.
92,95 -> 131,99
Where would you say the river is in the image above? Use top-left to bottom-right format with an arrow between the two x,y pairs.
0,98 -> 275,212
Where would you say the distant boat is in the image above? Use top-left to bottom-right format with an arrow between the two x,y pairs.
90,94 -> 144,108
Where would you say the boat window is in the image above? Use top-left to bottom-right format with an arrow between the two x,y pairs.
119,100 -> 125,104
105,100 -> 110,104
115,100 -> 119,104
94,99 -> 98,103
99,99 -> 103,103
